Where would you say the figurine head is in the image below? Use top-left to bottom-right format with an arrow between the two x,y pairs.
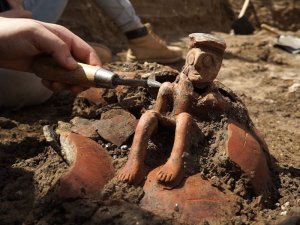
183,33 -> 226,87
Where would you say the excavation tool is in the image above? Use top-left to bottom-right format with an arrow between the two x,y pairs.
261,24 -> 300,54
32,56 -> 161,89
231,0 -> 254,35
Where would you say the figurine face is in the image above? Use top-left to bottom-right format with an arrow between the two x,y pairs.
185,48 -> 223,86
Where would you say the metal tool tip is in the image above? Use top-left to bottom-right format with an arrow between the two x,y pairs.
147,80 -> 161,88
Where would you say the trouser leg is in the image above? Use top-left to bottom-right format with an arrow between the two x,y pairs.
94,0 -> 143,33
0,69 -> 52,110
23,0 -> 69,22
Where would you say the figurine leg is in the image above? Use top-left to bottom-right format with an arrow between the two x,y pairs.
157,112 -> 195,186
118,110 -> 159,184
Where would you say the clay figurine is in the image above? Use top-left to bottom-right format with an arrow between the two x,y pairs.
118,33 -> 227,186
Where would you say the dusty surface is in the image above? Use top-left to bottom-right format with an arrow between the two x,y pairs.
0,0 -> 300,224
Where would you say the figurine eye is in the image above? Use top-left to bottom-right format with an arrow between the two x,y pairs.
202,54 -> 214,68
194,53 -> 214,71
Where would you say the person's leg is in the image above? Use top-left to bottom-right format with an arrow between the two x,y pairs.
94,0 -> 143,33
22,0 -> 68,23
95,0 -> 182,63
0,69 -> 52,110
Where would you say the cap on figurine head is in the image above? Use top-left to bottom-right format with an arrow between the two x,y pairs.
188,33 -> 226,54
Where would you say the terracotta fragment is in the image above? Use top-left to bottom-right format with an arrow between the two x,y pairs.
96,109 -> 137,146
226,122 -> 271,196
58,132 -> 114,199
78,87 -> 108,106
141,167 -> 238,224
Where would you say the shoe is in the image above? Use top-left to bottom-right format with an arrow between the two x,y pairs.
88,42 -> 112,64
126,23 -> 182,64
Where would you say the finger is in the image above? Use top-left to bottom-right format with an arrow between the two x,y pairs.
32,25 -> 78,70
42,80 -> 86,94
40,22 -> 101,66
0,9 -> 32,18
42,80 -> 68,92
70,86 -> 87,94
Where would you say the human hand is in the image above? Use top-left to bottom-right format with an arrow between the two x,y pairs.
0,9 -> 32,18
0,17 -> 101,93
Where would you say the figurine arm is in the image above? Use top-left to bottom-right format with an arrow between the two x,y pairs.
154,82 -> 174,114
173,78 -> 193,115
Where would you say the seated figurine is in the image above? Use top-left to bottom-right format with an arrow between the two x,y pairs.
118,33 -> 227,186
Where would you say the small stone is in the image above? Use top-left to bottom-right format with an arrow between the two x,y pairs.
181,152 -> 189,158
281,202 -> 290,210
280,211 -> 287,216
121,145 -> 128,150
15,191 -> 23,199
0,117 -> 17,129
174,203 -> 179,212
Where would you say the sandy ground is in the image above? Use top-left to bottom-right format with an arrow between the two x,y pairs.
0,0 -> 299,224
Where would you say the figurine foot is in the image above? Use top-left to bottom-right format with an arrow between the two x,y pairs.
156,157 -> 185,187
117,160 -> 147,185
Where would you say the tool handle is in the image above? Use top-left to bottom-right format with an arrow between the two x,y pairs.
32,56 -> 98,87
238,0 -> 250,18
261,24 -> 281,36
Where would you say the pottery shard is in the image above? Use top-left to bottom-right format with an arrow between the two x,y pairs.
58,132 -> 114,199
78,87 -> 108,106
70,117 -> 101,140
226,122 -> 271,196
141,168 -> 238,224
96,109 -> 137,146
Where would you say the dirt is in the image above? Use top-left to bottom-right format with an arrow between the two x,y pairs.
0,0 -> 299,224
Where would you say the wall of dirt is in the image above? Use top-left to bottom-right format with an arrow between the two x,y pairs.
131,0 -> 300,32
129,0 -> 234,34
229,0 -> 300,31
59,0 -> 300,51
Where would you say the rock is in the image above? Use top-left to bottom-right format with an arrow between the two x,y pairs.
226,122 -> 272,196
0,117 -> 17,129
70,117 -> 101,140
58,132 -> 114,199
96,109 -> 137,146
140,167 -> 239,224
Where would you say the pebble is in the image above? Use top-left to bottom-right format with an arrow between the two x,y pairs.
174,203 -> 179,212
281,202 -> 290,210
280,211 -> 287,216
121,145 -> 128,150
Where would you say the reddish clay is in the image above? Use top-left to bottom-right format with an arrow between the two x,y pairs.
96,109 -> 137,146
226,122 -> 271,196
118,33 -> 227,186
78,87 -> 108,106
70,117 -> 101,140
141,167 -> 238,224
58,132 -> 114,199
